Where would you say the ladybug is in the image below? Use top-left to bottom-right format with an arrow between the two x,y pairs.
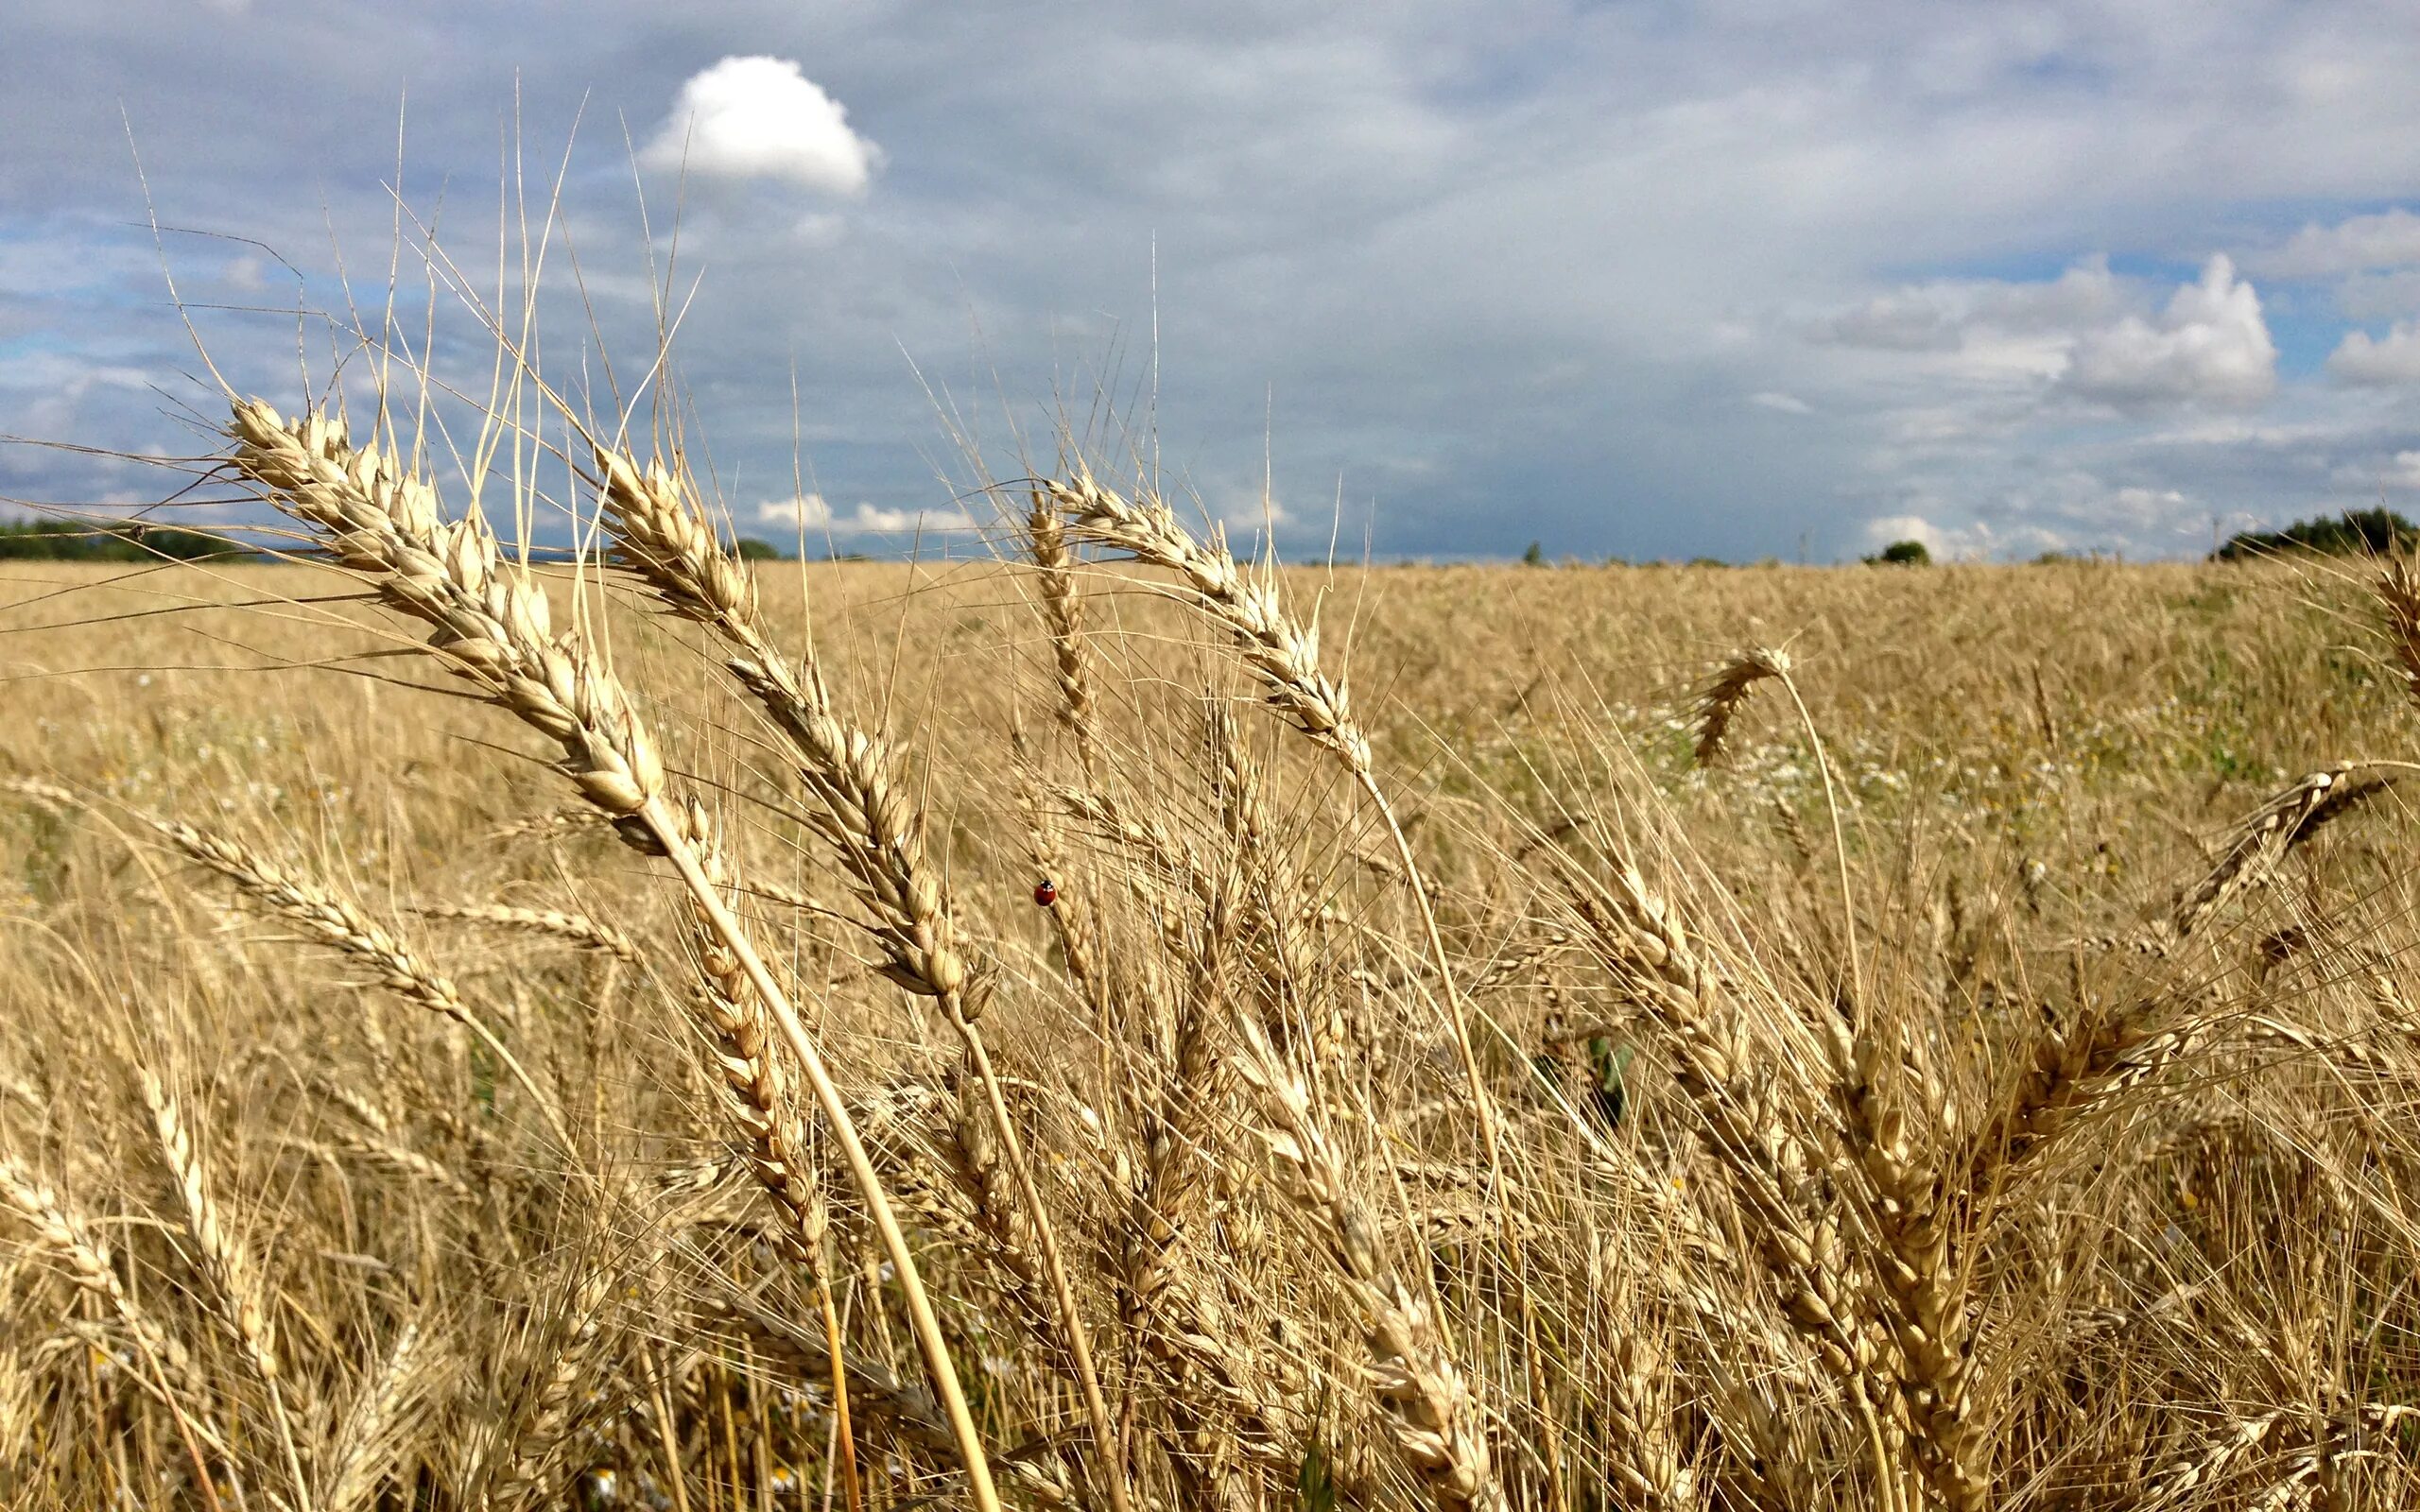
1032,879 -> 1058,908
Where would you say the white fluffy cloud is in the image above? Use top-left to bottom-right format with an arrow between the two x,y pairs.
2328,321 -> 2420,386
2060,256 -> 2275,410
2256,207 -> 2420,277
641,57 -> 878,194
756,493 -> 977,535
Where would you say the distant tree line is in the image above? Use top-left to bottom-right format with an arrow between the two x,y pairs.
2216,507 -> 2417,561
0,519 -> 233,561
0,521 -> 829,565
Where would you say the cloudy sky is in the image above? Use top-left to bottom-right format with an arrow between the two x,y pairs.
11,2 -> 2420,562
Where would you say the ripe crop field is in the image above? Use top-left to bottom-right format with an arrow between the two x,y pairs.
7,500 -> 2420,1507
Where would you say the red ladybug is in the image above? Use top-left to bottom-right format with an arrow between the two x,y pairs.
1032,879 -> 1058,908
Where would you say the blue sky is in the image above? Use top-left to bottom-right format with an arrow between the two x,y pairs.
9,1 -> 2420,561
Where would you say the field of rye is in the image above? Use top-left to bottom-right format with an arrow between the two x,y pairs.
8,388 -> 2420,1512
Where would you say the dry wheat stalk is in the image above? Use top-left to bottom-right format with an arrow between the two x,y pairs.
413,902 -> 642,965
320,1320 -> 425,1512
227,399 -> 1000,1508
1028,484 -> 1099,776
592,443 -> 977,1010
1969,764 -> 2402,1216
1043,478 -> 1574,1492
711,1291 -> 957,1454
593,440 -> 1125,1507
1556,854 -> 1919,1505
478,1261 -> 618,1510
2165,765 -> 2397,942
0,774 -> 78,811
147,815 -> 570,1152
136,1069 -> 279,1387
1044,470 -> 1504,1166
2142,1409 -> 2290,1504
0,1153 -> 199,1392
1234,1017 -> 1504,1512
1207,707 -> 1341,1056
2377,555 -> 2420,707
1833,1027 -> 1985,1512
1018,776 -> 1113,1031
149,820 -> 475,1030
229,403 -> 666,828
1690,647 -> 1790,766
680,806 -> 834,1270
1563,863 -> 1873,1374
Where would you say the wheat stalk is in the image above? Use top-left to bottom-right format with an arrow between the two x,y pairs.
320,1321 -> 425,1512
592,441 -> 1124,1507
1689,647 -> 1789,767
1028,484 -> 1099,778
1043,471 -> 1504,1161
1233,1016 -> 1505,1512
226,399 -> 1001,1510
0,1153 -> 199,1392
135,1070 -> 279,1387
413,902 -> 642,965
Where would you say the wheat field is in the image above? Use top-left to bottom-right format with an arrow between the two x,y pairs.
7,410 -> 2420,1511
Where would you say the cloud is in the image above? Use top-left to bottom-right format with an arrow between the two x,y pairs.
756,492 -> 833,528
640,57 -> 878,195
755,493 -> 977,536
1816,260 -> 2125,352
1861,513 -> 1949,550
19,3 -> 2420,564
2328,321 -> 2420,386
2060,256 -> 2275,410
2256,207 -> 2420,278
1750,390 -> 1813,414
2334,268 -> 2420,320
1818,289 -> 1964,352
2334,450 -> 2420,489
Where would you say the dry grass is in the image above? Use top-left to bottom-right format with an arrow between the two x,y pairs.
9,327 -> 2420,1512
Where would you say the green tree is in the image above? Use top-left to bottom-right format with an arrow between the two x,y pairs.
1863,539 -> 1931,566
1520,541 -> 1545,566
0,520 -> 233,561
2215,507 -> 2417,561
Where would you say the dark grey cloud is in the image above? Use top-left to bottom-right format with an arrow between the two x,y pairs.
10,2 -> 2420,559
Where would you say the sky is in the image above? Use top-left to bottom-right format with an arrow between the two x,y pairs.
10,2 -> 2420,563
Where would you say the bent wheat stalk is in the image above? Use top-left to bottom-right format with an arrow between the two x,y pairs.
222,399 -> 1001,1511
592,442 -> 1125,1509
1235,1016 -> 1505,1512
1043,470 -> 1504,1165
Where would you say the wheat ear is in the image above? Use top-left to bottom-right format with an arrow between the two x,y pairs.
412,902 -> 642,965
134,1071 -> 279,1386
593,442 -> 1123,1507
1046,471 -> 1504,1169
2164,764 -> 2398,942
146,815 -> 569,1145
320,1321 -> 424,1512
0,1154 -> 199,1391
226,400 -> 1000,1510
1688,646 -> 1788,767
1559,856 -> 1909,1501
1234,1017 -> 1505,1512
2375,553 -> 2420,707
1028,483 -> 1100,778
